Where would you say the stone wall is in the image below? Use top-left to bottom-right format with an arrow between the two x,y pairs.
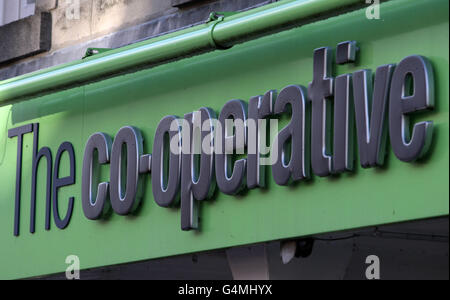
0,0 -> 276,81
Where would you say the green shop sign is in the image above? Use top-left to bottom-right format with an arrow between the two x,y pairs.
0,0 -> 448,279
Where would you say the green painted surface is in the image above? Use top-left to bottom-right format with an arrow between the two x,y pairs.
0,0 -> 448,279
0,0 -> 361,104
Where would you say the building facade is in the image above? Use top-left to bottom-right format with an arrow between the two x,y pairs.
0,0 -> 448,280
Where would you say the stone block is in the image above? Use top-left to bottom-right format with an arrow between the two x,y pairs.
0,12 -> 52,64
